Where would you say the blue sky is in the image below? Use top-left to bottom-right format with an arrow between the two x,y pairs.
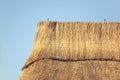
0,0 -> 120,80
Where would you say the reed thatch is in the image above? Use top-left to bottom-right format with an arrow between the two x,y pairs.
18,21 -> 120,80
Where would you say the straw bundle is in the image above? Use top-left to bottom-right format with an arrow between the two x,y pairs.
18,21 -> 120,80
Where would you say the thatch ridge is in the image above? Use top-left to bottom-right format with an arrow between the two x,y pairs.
22,21 -> 120,70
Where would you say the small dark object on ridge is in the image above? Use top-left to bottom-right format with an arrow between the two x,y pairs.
47,18 -> 49,21
104,19 -> 106,22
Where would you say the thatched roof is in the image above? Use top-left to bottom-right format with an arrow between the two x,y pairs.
18,21 -> 120,80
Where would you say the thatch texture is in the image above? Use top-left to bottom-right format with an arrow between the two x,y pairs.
18,21 -> 120,80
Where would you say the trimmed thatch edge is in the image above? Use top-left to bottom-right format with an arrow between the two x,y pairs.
22,57 -> 120,70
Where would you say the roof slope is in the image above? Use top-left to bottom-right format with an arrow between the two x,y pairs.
22,21 -> 120,70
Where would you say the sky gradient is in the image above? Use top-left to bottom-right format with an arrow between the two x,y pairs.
0,0 -> 120,80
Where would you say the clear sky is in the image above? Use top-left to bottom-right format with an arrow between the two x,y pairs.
0,0 -> 120,80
